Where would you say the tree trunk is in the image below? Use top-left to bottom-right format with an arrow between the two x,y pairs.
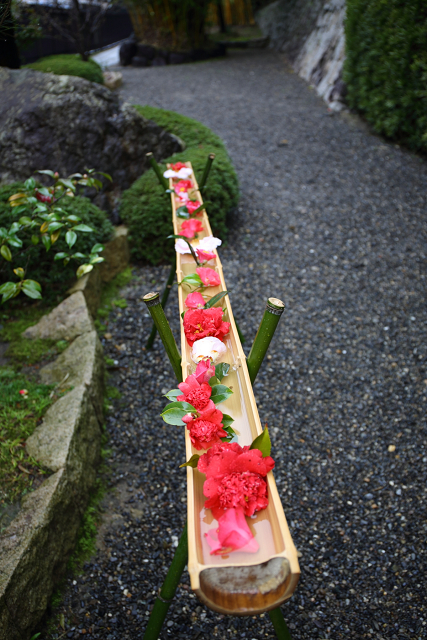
0,1 -> 21,68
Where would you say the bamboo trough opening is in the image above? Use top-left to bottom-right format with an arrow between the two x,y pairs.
169,163 -> 300,615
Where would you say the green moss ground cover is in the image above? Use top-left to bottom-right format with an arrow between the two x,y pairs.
25,54 -> 104,84
344,0 -> 427,152
119,106 -> 239,264
0,368 -> 54,522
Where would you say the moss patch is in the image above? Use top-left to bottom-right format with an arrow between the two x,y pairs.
25,54 -> 104,84
120,106 -> 239,264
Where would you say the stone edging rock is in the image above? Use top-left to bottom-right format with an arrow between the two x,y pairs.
0,226 -> 129,640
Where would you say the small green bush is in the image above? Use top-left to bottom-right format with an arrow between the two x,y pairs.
25,54 -> 104,84
119,106 -> 239,264
344,0 -> 427,152
0,185 -> 113,299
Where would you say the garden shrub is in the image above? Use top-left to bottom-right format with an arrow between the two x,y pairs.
344,0 -> 427,152
0,184 -> 113,300
25,54 -> 104,84
119,106 -> 239,264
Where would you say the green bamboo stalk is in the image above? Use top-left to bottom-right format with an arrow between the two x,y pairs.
143,524 -> 188,640
146,151 -> 169,190
246,297 -> 285,384
142,291 -> 183,382
268,607 -> 293,640
146,262 -> 176,349
199,153 -> 215,191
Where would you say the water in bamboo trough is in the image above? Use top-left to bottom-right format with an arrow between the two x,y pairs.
168,162 -> 300,615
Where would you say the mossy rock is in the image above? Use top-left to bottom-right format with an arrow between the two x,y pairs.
25,54 -> 104,84
119,106 -> 239,264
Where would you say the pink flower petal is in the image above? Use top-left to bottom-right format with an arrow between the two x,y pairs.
205,507 -> 259,555
185,292 -> 205,309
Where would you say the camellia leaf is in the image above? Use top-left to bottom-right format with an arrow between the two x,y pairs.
0,282 -> 19,303
249,427 -> 271,457
176,206 -> 190,219
54,252 -> 68,261
73,223 -> 93,233
48,221 -> 64,232
37,169 -> 55,178
40,221 -> 49,234
22,280 -> 42,299
91,243 -> 104,253
164,388 -> 181,401
1,245 -> 12,261
164,401 -> 196,413
9,222 -> 20,234
71,252 -> 86,259
19,216 -> 33,226
215,363 -> 230,381
204,291 -> 229,309
41,235 -> 51,252
221,413 -> 234,429
89,256 -> 104,264
181,274 -> 203,287
65,215 -> 81,223
31,235 -> 39,245
7,235 -> 23,248
208,376 -> 220,387
65,230 -> 77,249
160,407 -> 189,426
179,454 -> 200,469
210,384 -> 233,404
76,264 -> 93,278
13,267 -> 25,280
51,230 -> 61,244
25,177 -> 36,189
58,178 -> 75,191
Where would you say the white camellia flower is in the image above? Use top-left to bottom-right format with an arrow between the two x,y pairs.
175,239 -> 191,254
191,336 -> 227,363
163,168 -> 193,179
198,235 -> 222,252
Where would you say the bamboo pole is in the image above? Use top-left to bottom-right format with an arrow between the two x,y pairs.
246,298 -> 285,384
199,153 -> 215,191
143,524 -> 188,640
142,291 -> 183,382
146,152 -> 169,190
146,261 -> 176,349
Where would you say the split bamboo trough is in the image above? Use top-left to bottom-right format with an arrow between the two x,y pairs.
169,163 -> 300,615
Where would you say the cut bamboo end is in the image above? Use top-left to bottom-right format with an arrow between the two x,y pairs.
143,291 -> 160,306
267,297 -> 285,311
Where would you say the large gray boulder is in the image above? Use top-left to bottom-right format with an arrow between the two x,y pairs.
0,68 -> 183,188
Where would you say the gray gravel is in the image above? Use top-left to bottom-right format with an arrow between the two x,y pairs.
39,50 -> 426,639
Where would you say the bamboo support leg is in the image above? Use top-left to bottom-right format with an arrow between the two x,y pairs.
142,292 -> 183,382
246,297 -> 285,384
146,262 -> 176,349
143,525 -> 188,640
146,151 -> 169,190
268,608 -> 293,640
199,153 -> 215,191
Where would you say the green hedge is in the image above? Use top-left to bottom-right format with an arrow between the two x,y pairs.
0,184 -> 113,300
119,106 -> 239,264
25,54 -> 104,84
344,0 -> 427,152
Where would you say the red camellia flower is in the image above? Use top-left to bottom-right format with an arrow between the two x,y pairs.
171,162 -> 187,171
180,218 -> 204,239
196,267 -> 221,287
186,200 -> 202,214
182,404 -> 227,450
185,292 -> 205,308
198,441 -> 275,518
35,190 -> 52,204
174,179 -> 193,196
196,248 -> 216,262
183,307 -> 230,347
177,374 -> 213,412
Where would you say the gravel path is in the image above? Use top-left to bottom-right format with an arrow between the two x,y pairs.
41,51 -> 426,639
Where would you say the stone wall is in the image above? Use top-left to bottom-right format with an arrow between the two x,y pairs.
257,0 -> 346,110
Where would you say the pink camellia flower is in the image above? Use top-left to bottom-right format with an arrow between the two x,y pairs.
171,162 -> 187,171
185,292 -> 205,309
180,218 -> 204,239
182,404 -> 227,450
196,267 -> 221,287
186,200 -> 202,214
198,441 -> 275,518
19,389 -> 28,396
205,506 -> 259,555
196,248 -> 216,262
177,375 -> 213,412
174,179 -> 193,199
194,359 -> 216,384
